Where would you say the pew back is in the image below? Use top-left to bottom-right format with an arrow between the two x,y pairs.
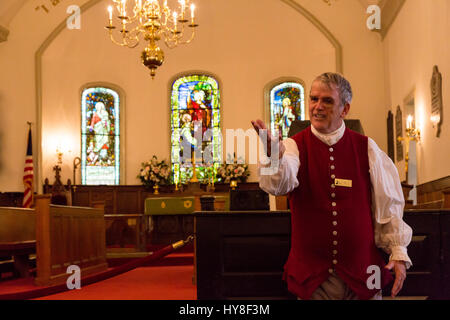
0,207 -> 35,242
34,195 -> 107,286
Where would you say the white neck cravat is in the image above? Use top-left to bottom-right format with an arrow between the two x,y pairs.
310,121 -> 346,146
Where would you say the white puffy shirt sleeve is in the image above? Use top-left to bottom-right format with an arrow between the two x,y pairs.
368,138 -> 413,269
258,138 -> 300,196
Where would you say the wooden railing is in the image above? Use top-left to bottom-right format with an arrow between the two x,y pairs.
34,195 -> 108,286
416,175 -> 450,209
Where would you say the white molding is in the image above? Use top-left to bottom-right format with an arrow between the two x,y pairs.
372,0 -> 406,39
35,0 -> 103,192
280,0 -> 343,73
381,0 -> 405,39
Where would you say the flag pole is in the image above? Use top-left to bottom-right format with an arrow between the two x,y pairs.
23,122 -> 34,208
27,121 -> 33,195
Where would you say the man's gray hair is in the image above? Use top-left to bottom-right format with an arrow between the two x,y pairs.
314,72 -> 353,106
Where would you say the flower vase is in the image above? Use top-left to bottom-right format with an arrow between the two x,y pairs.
153,184 -> 160,195
230,179 -> 238,190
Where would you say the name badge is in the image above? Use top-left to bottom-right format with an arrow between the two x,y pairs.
334,178 -> 352,188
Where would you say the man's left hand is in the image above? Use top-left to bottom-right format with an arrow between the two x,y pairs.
385,260 -> 407,298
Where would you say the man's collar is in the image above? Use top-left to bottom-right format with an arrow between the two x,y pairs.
311,121 -> 346,146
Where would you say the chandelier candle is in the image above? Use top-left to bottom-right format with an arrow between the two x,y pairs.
179,0 -> 186,21
190,4 -> 195,23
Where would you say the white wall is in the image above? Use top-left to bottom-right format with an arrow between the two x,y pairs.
0,0 -> 89,191
299,0 -> 388,147
0,0 -> 391,190
384,0 -> 450,184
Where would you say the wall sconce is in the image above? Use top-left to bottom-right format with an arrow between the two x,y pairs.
430,114 -> 442,137
430,114 -> 440,125
405,115 -> 421,141
56,144 -> 63,166
430,113 -> 442,138
55,140 -> 74,175
398,115 -> 420,184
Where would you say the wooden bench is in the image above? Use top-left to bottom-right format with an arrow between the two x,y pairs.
0,207 -> 36,279
0,240 -> 36,278
0,196 -> 108,286
411,199 -> 444,210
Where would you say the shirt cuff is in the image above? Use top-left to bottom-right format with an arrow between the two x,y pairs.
389,246 -> 412,269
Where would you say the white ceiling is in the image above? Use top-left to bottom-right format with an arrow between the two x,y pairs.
0,0 -> 401,33
0,0 -> 380,27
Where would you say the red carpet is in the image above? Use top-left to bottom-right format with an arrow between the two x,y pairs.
0,247 -> 196,300
0,277 -> 38,295
35,265 -> 196,300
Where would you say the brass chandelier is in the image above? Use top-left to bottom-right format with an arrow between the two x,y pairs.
105,0 -> 199,78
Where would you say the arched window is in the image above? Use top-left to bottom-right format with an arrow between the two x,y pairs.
81,87 -> 120,185
269,81 -> 305,139
171,74 -> 221,185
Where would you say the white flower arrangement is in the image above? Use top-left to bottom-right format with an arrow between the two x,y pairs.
138,155 -> 171,187
216,162 -> 250,183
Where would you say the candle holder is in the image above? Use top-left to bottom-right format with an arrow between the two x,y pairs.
56,147 -> 63,166
190,150 -> 199,183
398,117 -> 420,184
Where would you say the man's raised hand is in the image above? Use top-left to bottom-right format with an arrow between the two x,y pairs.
251,119 -> 285,159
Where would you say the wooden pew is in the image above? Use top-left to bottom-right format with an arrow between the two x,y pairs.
0,241 -> 36,278
1,198 -> 108,285
34,195 -> 108,286
0,207 -> 36,278
444,189 -> 450,209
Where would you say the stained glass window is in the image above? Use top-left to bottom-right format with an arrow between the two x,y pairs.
270,82 -> 305,139
171,75 -> 221,185
81,87 -> 120,185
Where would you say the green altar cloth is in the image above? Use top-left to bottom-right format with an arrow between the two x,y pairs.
144,196 -> 196,215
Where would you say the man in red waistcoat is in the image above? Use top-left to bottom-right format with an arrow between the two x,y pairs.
251,73 -> 412,300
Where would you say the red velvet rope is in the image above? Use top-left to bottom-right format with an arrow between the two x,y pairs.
0,236 -> 193,300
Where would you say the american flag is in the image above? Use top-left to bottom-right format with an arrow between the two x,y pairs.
22,127 -> 34,208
